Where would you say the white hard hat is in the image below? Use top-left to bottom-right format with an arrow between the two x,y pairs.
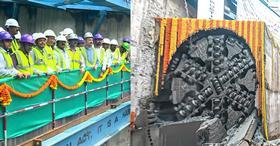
63,28 -> 74,36
33,32 -> 46,41
15,31 -> 21,39
59,31 -> 64,36
110,39 -> 118,46
102,38 -> 111,44
44,29 -> 56,38
32,33 -> 37,39
84,32 -> 93,38
56,35 -> 67,42
5,18 -> 20,27
0,27 -> 4,32
68,33 -> 78,40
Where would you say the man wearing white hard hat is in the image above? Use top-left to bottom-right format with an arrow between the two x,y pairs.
31,32 -> 53,75
110,39 -> 121,65
55,35 -> 70,71
67,33 -> 85,72
80,32 -> 95,69
5,18 -> 20,53
44,29 -> 56,71
63,28 -> 74,39
102,38 -> 112,71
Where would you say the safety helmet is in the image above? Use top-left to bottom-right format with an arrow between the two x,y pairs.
0,27 -> 5,32
123,37 -> 130,43
102,38 -> 110,44
78,36 -> 85,44
0,31 -> 13,41
20,34 -> 34,44
94,33 -> 103,40
122,42 -> 130,51
68,33 -> 78,40
44,29 -> 56,38
5,18 -> 20,27
15,31 -> 21,39
110,39 -> 118,46
59,31 -> 64,36
63,28 -> 74,36
56,35 -> 67,42
84,32 -> 93,38
33,32 -> 46,41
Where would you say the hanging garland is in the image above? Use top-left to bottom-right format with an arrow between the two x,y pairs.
0,64 -> 131,106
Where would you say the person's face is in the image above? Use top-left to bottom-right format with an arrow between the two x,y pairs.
94,39 -> 102,47
8,26 -> 19,35
2,40 -> 12,49
102,43 -> 110,49
57,41 -> 66,49
46,36 -> 56,46
22,43 -> 33,53
36,38 -> 46,48
69,39 -> 78,48
85,38 -> 93,47
110,45 -> 117,51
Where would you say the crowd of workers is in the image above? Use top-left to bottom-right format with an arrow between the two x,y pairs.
0,18 -> 130,78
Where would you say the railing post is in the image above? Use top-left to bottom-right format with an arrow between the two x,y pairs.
2,106 -> 7,146
105,70 -> 109,106
84,83 -> 88,115
121,66 -> 124,99
51,89 -> 55,129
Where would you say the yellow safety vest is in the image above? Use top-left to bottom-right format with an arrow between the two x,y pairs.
44,45 -> 56,71
11,39 -> 19,53
121,51 -> 128,64
0,48 -> 14,69
67,48 -> 83,70
93,48 -> 105,67
80,47 -> 95,68
32,47 -> 48,72
54,48 -> 67,70
14,50 -> 34,74
112,48 -> 121,65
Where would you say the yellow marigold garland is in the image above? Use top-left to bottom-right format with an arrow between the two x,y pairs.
122,64 -> 131,72
0,84 -> 12,106
8,75 -> 57,98
0,64 -> 131,106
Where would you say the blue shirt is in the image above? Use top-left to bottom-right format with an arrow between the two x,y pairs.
86,47 -> 94,64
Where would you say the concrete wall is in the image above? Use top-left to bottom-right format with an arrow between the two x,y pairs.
131,0 -> 188,145
131,0 -> 188,116
0,4 -> 130,41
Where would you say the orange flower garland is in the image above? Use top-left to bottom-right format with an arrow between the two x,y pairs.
0,64 -> 131,106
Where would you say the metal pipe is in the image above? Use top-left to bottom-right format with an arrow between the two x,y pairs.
105,73 -> 109,105
51,89 -> 56,129
12,2 -> 19,19
93,11 -> 107,34
84,83 -> 88,115
2,106 -> 7,146
121,69 -> 123,99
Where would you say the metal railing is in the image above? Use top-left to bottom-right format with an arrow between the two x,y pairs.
0,66 -> 131,146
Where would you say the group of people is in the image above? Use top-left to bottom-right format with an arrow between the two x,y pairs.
0,18 -> 130,78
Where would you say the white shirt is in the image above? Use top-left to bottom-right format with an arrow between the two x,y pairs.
105,49 -> 113,66
0,47 -> 19,77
